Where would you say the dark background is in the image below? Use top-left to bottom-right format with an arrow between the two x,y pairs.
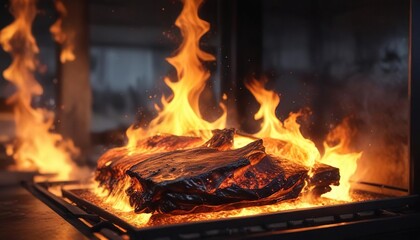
0,0 -> 410,188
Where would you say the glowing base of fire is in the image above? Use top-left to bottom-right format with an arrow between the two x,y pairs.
77,187 -> 372,228
88,176 -> 375,228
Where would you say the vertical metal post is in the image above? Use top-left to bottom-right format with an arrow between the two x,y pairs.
57,0 -> 91,162
218,0 -> 262,131
410,0 -> 420,195
235,0 -> 262,133
218,0 -> 238,128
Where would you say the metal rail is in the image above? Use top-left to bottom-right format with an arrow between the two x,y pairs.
410,0 -> 420,196
62,185 -> 420,240
23,181 -> 126,240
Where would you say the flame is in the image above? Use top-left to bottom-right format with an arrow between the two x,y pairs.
246,79 -> 361,200
94,175 -> 138,212
0,0 -> 79,179
94,0 -> 364,224
245,79 -> 320,167
127,0 -> 226,147
50,0 -> 75,63
101,0 -> 226,210
320,118 -> 362,201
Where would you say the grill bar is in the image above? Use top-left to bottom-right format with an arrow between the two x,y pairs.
22,180 -> 420,239
240,213 -> 420,240
23,181 -> 127,240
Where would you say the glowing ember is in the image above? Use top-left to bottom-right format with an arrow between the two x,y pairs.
79,188 -> 354,228
0,0 -> 79,179
50,0 -> 76,63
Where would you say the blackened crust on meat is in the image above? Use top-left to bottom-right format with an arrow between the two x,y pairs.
155,155 -> 308,214
95,128 -> 341,215
307,163 -> 340,197
125,140 -> 316,214
126,140 -> 265,213
95,135 -> 204,191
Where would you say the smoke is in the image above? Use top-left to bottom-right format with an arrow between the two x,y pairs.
326,37 -> 409,189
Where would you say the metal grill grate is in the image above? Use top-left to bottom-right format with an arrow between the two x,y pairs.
23,181 -> 420,240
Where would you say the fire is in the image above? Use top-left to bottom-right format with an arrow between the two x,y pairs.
245,79 -> 320,167
126,0 -> 226,149
320,118 -> 362,201
94,0 -> 363,224
0,0 -> 78,179
50,0 -> 75,63
102,0 -> 225,215
245,79 -> 361,200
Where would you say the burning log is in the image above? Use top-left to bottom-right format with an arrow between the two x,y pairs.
95,129 -> 339,214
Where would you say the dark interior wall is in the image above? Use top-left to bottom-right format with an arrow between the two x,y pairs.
260,0 -> 409,188
262,0 -> 408,134
88,0 -> 179,132
88,0 -> 221,132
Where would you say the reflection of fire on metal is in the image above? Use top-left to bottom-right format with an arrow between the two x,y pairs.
92,0 -> 363,227
0,0 -> 80,180
24,180 -> 407,239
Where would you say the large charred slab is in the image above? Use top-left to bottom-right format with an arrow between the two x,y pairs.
95,129 -> 340,215
152,154 -> 310,214
126,140 -> 265,213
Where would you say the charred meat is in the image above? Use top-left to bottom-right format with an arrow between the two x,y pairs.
95,129 -> 339,214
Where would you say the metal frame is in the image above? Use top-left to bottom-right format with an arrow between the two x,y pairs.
217,0 -> 262,131
410,0 -> 420,196
22,181 -> 125,240
58,183 -> 419,240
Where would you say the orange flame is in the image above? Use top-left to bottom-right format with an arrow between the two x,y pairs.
50,0 -> 75,63
246,79 -> 361,200
101,0 -> 226,212
127,0 -> 226,148
95,0 -> 363,221
320,118 -> 362,201
245,79 -> 320,167
0,0 -> 79,179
